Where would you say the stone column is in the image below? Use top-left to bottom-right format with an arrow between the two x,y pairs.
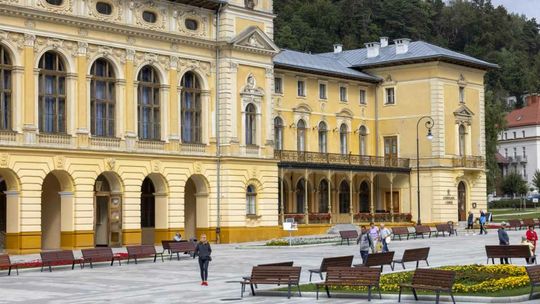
327,170 -> 332,221
349,171 -> 354,224
124,50 -> 137,149
280,169 -> 285,224
76,42 -> 89,138
4,191 -> 20,250
11,67 -> 24,133
154,193 -> 169,242
59,191 -> 74,249
389,174 -> 394,222
23,34 -> 37,144
304,169 -> 309,224
370,173 -> 375,222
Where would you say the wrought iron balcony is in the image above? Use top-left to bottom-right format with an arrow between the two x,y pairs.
452,156 -> 485,168
274,150 -> 410,170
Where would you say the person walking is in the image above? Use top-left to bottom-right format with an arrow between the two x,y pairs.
368,222 -> 380,253
479,210 -> 487,235
380,223 -> 392,253
497,222 -> 509,264
526,225 -> 538,262
356,226 -> 374,264
467,211 -> 475,235
194,234 -> 212,286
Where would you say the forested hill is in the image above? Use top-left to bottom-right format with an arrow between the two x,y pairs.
273,0 -> 540,192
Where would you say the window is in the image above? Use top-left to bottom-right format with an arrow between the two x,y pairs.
90,59 -> 115,137
142,11 -> 157,23
359,126 -> 367,156
274,77 -> 283,94
96,2 -> 112,15
522,130 -> 526,138
318,180 -> 329,213
46,0 -> 63,5
513,131 -> 516,139
137,65 -> 160,140
504,132 -> 507,140
318,121 -> 327,153
339,86 -> 347,102
38,51 -> 66,134
385,87 -> 395,104
319,83 -> 327,99
458,124 -> 466,156
504,148 -> 508,158
185,19 -> 199,31
523,147 -> 526,157
297,80 -> 305,97
339,180 -> 350,214
359,89 -> 366,105
141,177 -> 155,228
459,86 -> 465,103
0,45 -> 12,130
181,72 -> 202,143
274,117 -> 283,150
340,124 -> 348,155
513,147 -> 517,158
246,185 -> 256,215
245,103 -> 256,145
297,119 -> 306,152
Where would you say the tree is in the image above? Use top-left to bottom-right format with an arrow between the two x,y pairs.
501,172 -> 528,196
532,170 -> 540,191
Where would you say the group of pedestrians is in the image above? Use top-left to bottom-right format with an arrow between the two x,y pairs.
356,222 -> 392,264
497,223 -> 538,264
467,209 -> 489,235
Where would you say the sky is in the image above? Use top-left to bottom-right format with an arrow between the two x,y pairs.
490,0 -> 540,21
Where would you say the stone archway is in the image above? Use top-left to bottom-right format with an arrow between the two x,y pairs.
94,172 -> 123,247
41,170 -> 74,250
184,175 -> 209,240
141,173 -> 168,245
0,169 -> 20,252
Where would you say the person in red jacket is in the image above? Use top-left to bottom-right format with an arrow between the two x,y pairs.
526,225 -> 538,258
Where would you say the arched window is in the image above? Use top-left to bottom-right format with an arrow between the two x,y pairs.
340,123 -> 348,155
339,180 -> 350,213
459,124 -> 466,156
318,179 -> 329,213
141,177 -> 155,228
297,119 -> 306,152
0,45 -> 12,130
90,59 -> 115,137
296,179 -> 305,214
137,66 -> 160,140
39,51 -> 66,134
245,103 -> 256,145
359,181 -> 370,213
246,185 -> 256,215
359,126 -> 367,156
181,72 -> 202,143
274,117 -> 283,150
318,121 -> 327,153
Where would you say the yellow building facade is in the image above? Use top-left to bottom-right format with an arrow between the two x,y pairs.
0,0 -> 493,253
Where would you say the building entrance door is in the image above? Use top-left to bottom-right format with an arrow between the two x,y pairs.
385,191 -> 400,213
384,136 -> 398,166
95,196 -> 109,246
458,182 -> 467,221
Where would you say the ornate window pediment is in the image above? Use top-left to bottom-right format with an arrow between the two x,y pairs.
230,26 -> 280,54
454,104 -> 474,125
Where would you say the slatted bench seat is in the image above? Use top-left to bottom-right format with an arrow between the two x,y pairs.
526,265 -> 540,300
485,245 -> 536,264
399,268 -> 456,304
339,230 -> 359,245
435,224 -> 452,237
40,250 -> 83,272
523,218 -> 536,229
169,241 -> 196,260
315,267 -> 382,301
508,219 -> 522,230
414,225 -> 432,238
392,247 -> 430,269
81,247 -> 120,268
354,251 -> 395,271
126,245 -> 164,264
240,266 -> 302,299
243,261 -> 295,288
309,255 -> 353,281
392,227 -> 414,240
0,254 -> 19,276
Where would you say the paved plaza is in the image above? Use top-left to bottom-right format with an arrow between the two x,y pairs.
0,230 -> 538,304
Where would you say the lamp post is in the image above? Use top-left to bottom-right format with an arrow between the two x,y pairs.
416,116 -> 434,225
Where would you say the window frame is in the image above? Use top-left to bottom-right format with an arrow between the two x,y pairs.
319,82 -> 327,100
38,51 -> 67,134
297,79 -> 306,97
0,45 -> 12,131
297,119 -> 306,152
274,117 -> 283,150
180,72 -> 202,144
318,121 -> 327,153
245,103 -> 257,146
339,85 -> 348,102
246,185 -> 257,216
137,65 -> 161,141
359,89 -> 367,105
339,123 -> 348,155
274,76 -> 283,94
459,86 -> 465,103
90,58 -> 116,138
384,87 -> 395,105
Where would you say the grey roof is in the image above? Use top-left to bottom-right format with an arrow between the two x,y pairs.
318,41 -> 498,69
273,49 -> 381,83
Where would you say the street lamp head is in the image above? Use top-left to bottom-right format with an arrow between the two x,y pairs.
426,128 -> 433,141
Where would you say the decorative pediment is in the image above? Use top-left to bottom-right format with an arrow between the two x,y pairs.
293,103 -> 312,114
240,73 -> 264,97
230,26 -> 280,54
454,104 -> 474,125
336,108 -> 354,118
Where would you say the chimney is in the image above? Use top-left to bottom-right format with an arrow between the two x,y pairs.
380,37 -> 389,47
333,44 -> 343,54
365,42 -> 380,58
394,38 -> 411,55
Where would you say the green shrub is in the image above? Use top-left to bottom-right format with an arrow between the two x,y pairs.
489,199 -> 535,209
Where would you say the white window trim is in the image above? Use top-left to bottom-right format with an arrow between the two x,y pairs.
384,86 -> 396,105
274,75 -> 284,95
318,80 -> 328,101
339,83 -> 348,102
359,87 -> 367,106
296,76 -> 307,98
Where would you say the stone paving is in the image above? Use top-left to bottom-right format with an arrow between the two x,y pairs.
0,229 -> 538,304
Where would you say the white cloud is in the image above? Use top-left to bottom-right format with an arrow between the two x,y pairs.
490,0 -> 540,21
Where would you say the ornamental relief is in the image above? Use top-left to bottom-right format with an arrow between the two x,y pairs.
176,58 -> 211,77
132,2 -> 167,31
133,51 -> 169,71
86,44 -> 126,64
176,10 -> 208,38
0,31 -> 24,50
87,0 -> 123,22
0,0 -> 19,3
33,36 -> 78,58
36,0 -> 73,14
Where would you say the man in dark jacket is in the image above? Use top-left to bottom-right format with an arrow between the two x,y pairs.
498,223 -> 510,264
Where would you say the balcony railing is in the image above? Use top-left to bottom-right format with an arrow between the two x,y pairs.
136,140 -> 165,151
274,150 -> 410,169
0,130 -> 17,144
89,137 -> 121,150
37,133 -> 73,147
180,143 -> 207,155
452,156 -> 485,168
245,145 -> 259,156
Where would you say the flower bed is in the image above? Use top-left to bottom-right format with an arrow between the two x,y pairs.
308,213 -> 331,223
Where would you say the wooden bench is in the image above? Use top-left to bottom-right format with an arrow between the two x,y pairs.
523,218 -> 536,229
414,225 -> 432,238
526,265 -> 540,300
435,224 -> 452,237
485,245 -> 537,264
308,255 -> 354,281
392,247 -> 430,269
339,230 -> 359,245
0,254 -> 19,276
240,266 -> 302,299
399,268 -> 456,304
81,247 -> 121,268
258,261 -> 294,267
354,251 -> 395,271
392,227 -> 414,240
315,267 -> 382,301
168,241 -> 196,260
126,245 -> 164,264
508,219 -> 522,230
40,250 -> 83,272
